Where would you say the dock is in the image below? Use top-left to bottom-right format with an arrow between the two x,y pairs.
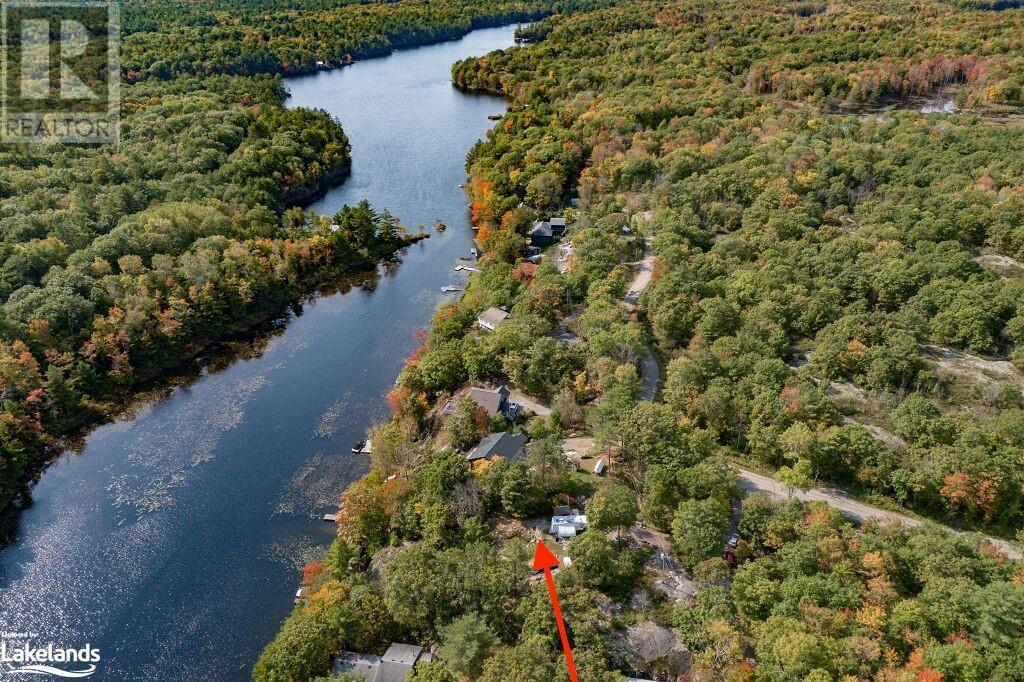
358,440 -> 372,454
323,513 -> 338,522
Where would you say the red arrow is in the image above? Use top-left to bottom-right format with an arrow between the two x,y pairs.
532,541 -> 579,682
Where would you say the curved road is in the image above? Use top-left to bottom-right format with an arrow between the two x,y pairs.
737,468 -> 1021,559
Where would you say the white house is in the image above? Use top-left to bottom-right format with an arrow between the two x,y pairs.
550,512 -> 588,539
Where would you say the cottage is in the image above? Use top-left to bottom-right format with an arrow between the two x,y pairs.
443,385 -> 520,420
477,306 -> 509,331
467,431 -> 528,462
550,511 -> 588,537
333,643 -> 433,682
549,217 -> 567,236
528,220 -> 553,247
465,385 -> 517,418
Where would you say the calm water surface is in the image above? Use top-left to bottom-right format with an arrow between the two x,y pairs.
0,25 -> 516,680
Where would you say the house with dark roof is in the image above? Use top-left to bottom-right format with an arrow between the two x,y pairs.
333,643 -> 433,682
467,431 -> 528,462
529,220 -> 553,247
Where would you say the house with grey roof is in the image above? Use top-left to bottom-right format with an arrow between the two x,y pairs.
477,306 -> 509,331
333,643 -> 433,682
549,217 -> 566,236
466,385 -> 510,417
467,431 -> 528,462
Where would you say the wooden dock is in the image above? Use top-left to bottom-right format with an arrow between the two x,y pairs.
323,513 -> 338,522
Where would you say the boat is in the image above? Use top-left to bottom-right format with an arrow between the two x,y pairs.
470,248 -> 478,257
487,114 -> 502,120
351,440 -> 366,453
441,286 -> 463,293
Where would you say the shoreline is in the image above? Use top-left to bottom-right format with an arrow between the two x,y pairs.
0,230 -> 426,546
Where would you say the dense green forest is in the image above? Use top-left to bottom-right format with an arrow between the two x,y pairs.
260,0 -> 1024,679
447,0 -> 1024,533
120,0 -> 616,79
0,0 -> 610,521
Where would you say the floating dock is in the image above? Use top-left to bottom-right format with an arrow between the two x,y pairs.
323,513 -> 338,522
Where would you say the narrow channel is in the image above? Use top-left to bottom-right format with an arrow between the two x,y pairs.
0,25 -> 516,681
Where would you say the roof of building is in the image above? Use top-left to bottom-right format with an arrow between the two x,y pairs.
466,385 -> 510,416
551,513 -> 588,529
332,652 -> 381,680
333,644 -> 431,682
378,644 -> 430,682
549,217 -> 566,227
478,307 -> 509,327
467,431 -> 528,462
529,220 -> 553,237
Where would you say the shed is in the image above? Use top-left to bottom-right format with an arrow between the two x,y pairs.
549,217 -> 567,236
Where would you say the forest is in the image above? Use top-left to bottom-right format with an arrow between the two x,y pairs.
120,0 -> 616,79
445,0 -> 1024,534
259,0 -> 1024,679
0,0 -> 609,523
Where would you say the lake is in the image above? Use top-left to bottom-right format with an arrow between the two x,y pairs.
0,24 -> 516,681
